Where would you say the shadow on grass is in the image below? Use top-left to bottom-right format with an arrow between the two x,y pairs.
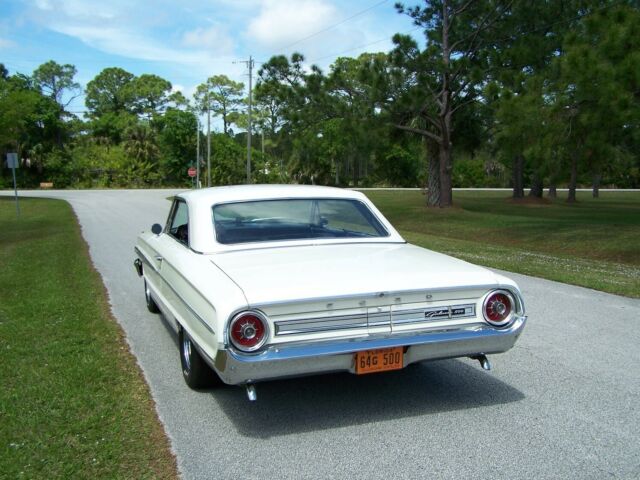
210,359 -> 524,439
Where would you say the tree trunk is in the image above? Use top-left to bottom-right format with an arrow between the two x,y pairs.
512,155 -> 524,198
437,2 -> 453,208
547,184 -> 557,198
351,153 -> 357,187
567,151 -> 578,203
592,172 -> 601,198
438,141 -> 453,207
529,174 -> 543,198
427,141 -> 441,207
222,105 -> 228,135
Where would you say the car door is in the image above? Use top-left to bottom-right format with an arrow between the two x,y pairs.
155,198 -> 190,310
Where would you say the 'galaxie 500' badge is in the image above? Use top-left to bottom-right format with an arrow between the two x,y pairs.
425,308 -> 449,319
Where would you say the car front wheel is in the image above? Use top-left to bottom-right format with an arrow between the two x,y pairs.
179,329 -> 218,389
144,280 -> 160,313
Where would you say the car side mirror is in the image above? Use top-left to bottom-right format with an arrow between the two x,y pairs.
151,223 -> 163,235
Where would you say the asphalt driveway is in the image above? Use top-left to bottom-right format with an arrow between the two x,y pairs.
4,189 -> 639,479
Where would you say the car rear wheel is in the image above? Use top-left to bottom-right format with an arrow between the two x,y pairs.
179,329 -> 219,389
144,279 -> 160,313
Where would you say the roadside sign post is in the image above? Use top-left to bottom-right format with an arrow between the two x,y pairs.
188,166 -> 197,189
6,153 -> 19,217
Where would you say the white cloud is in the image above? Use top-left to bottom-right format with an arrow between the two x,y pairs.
34,0 -> 53,10
26,0 -> 237,72
242,0 -> 403,71
0,38 -> 15,49
56,25 -> 203,64
247,0 -> 337,49
182,24 -> 234,55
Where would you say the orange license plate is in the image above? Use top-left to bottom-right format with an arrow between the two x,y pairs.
355,347 -> 404,375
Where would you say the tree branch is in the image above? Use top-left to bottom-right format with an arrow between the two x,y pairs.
450,0 -> 514,82
394,124 -> 443,143
451,77 -> 472,100
452,0 -> 477,17
451,96 -> 477,114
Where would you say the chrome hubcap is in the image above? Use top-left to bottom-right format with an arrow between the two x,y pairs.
182,336 -> 191,372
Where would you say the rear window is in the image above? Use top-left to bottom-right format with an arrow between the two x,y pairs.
212,198 -> 389,245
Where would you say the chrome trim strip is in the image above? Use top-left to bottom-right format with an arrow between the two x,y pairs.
276,323 -> 369,336
212,240 -> 407,255
273,302 -> 477,336
134,247 -> 216,336
135,246 -> 158,273
275,313 -> 368,336
250,284 -> 498,308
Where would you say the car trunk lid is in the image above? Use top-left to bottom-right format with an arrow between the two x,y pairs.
210,243 -> 500,307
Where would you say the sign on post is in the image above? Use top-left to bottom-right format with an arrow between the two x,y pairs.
6,152 -> 18,169
6,153 -> 20,217
188,167 -> 197,178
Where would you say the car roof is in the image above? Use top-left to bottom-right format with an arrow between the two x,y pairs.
177,184 -> 366,205
173,184 -> 405,253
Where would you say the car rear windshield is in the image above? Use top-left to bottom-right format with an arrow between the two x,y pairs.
212,198 -> 389,245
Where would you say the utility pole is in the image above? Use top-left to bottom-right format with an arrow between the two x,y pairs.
237,56 -> 254,183
246,56 -> 253,184
195,116 -> 200,188
234,55 -> 254,183
206,86 -> 211,187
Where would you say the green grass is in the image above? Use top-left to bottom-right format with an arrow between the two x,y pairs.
0,197 -> 176,479
364,190 -> 640,298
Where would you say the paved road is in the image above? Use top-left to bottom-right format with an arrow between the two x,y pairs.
4,190 -> 640,479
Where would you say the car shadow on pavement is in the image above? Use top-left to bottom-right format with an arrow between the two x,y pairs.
158,313 -> 179,348
210,359 -> 525,439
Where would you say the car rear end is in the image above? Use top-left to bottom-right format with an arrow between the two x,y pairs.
212,284 -> 526,385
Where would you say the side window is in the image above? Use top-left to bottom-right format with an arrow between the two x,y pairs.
167,200 -> 189,246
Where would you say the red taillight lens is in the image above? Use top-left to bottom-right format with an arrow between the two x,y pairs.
483,291 -> 513,327
229,312 -> 268,352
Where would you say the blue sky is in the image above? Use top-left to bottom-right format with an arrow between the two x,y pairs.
0,0 -> 419,123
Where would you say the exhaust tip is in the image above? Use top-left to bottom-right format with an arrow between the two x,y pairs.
246,383 -> 257,402
471,354 -> 492,371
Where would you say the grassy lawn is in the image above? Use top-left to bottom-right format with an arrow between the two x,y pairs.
364,190 -> 640,298
0,197 -> 176,479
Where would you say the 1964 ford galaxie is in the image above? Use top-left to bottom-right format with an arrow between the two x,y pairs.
134,185 -> 526,400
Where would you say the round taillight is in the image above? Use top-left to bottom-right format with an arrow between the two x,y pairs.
229,311 -> 268,352
483,290 -> 514,327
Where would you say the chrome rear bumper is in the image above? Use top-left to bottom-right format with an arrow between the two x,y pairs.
212,316 -> 526,385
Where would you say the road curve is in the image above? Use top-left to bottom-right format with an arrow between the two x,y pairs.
3,189 -> 639,479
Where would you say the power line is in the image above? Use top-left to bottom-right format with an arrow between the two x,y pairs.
308,0 -> 627,65
308,26 -> 421,63
274,0 -> 390,53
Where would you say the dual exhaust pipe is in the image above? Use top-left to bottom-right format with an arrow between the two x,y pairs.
243,354 -> 492,401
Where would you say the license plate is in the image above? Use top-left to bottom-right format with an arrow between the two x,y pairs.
355,347 -> 404,375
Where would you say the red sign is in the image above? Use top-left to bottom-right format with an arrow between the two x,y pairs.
188,167 -> 197,178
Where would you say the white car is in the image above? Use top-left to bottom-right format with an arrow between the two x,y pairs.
134,185 -> 526,400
